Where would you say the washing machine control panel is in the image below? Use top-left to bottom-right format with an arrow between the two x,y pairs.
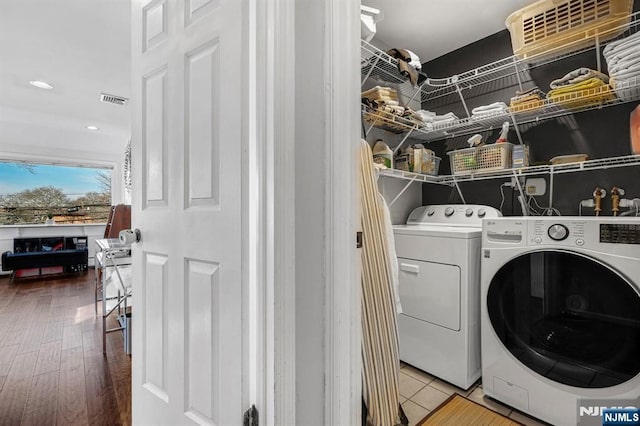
600,223 -> 640,244
529,219 -> 586,246
484,218 -> 640,253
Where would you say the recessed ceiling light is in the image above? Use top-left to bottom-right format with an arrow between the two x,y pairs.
29,80 -> 54,90
86,125 -> 99,131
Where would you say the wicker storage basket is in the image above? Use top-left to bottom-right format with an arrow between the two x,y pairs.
506,0 -> 633,60
448,143 -> 514,175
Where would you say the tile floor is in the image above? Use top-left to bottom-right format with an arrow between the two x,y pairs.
399,362 -> 551,426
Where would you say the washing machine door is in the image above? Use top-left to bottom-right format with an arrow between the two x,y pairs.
487,250 -> 640,388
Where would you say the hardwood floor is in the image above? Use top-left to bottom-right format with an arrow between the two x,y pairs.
0,273 -> 131,426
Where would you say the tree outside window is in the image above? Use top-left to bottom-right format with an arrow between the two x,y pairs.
0,163 -> 112,225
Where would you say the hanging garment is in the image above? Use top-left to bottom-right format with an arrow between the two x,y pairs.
378,192 -> 402,314
360,140 -> 402,426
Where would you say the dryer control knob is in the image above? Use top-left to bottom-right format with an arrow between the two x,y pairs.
477,208 -> 486,218
465,208 -> 474,217
427,208 -> 435,216
444,207 -> 455,217
548,224 -> 569,241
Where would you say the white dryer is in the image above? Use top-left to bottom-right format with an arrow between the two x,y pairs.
393,204 -> 501,390
481,217 -> 640,426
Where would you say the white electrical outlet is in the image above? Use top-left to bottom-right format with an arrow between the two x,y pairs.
525,178 -> 546,196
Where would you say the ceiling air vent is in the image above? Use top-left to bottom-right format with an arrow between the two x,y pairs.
100,93 -> 129,106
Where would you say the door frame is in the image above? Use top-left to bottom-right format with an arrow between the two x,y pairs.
250,0 -> 297,425
321,0 -> 362,424
244,0 -> 361,423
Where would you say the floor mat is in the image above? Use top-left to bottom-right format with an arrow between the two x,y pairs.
417,394 -> 522,425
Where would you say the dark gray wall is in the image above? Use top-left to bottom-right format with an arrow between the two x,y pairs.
419,19 -> 640,216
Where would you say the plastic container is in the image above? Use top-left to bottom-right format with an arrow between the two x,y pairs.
394,153 -> 412,171
372,140 -> 393,169
512,145 -> 530,168
506,0 -> 633,60
413,147 -> 441,176
448,143 -> 514,175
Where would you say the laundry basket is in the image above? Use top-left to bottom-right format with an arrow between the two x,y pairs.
448,143 -> 514,175
506,0 -> 633,60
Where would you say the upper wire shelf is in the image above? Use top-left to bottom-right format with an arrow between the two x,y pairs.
378,154 -> 640,185
361,12 -> 640,106
363,75 -> 640,142
366,11 -> 640,206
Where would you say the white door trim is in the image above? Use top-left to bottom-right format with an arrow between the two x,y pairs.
323,0 -> 362,424
250,0 -> 297,425
260,0 -> 360,423
270,0 -> 297,425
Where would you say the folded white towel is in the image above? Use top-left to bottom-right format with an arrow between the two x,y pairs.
612,66 -> 640,77
432,112 -> 459,122
607,48 -> 640,64
471,102 -> 508,115
606,45 -> 640,65
610,68 -> 640,82
411,109 -> 436,122
609,53 -> 640,72
603,31 -> 640,57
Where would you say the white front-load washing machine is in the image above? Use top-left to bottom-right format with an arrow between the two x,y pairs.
481,217 -> 640,426
393,204 -> 501,390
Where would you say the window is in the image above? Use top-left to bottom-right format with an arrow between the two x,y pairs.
0,162 -> 112,225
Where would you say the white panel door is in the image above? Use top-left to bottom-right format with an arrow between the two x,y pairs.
131,0 -> 245,424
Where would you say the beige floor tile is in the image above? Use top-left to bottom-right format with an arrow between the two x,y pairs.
401,400 -> 430,426
509,409 -> 551,426
467,387 -> 512,417
399,372 -> 427,398
401,365 -> 435,384
399,395 -> 408,404
410,384 -> 450,411
428,378 -> 475,397
400,361 -> 408,369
